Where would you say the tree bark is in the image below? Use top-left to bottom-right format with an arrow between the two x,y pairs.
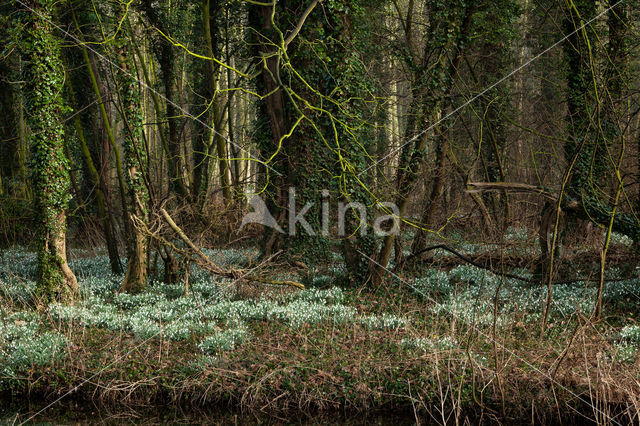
371,1 -> 475,287
23,0 -> 78,302
116,37 -> 151,293
143,0 -> 189,198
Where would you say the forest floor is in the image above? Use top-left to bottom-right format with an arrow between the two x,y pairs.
2,230 -> 640,423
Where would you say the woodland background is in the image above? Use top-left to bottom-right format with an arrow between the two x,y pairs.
2,0 -> 640,422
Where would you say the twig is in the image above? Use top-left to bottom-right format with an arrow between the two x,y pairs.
159,208 -> 304,290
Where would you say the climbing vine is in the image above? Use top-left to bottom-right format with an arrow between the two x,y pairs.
20,0 -> 77,302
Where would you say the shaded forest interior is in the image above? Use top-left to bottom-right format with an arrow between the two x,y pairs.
3,0 -> 640,423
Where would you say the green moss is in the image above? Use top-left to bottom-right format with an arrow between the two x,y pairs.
21,0 -> 76,303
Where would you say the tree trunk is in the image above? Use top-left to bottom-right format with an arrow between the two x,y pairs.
143,0 -> 189,198
116,38 -> 150,293
64,69 -> 123,275
248,1 -> 294,257
371,1 -> 475,287
70,9 -> 131,240
23,0 -> 78,302
411,117 -> 449,255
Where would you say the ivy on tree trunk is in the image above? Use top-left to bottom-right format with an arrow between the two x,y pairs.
22,0 -> 78,303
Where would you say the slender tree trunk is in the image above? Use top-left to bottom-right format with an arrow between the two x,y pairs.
73,103 -> 122,274
62,54 -> 123,274
161,49 -> 189,198
371,2 -> 475,287
71,9 -> 131,240
411,116 -> 449,255
116,38 -> 150,293
248,1 -> 293,257
0,53 -> 28,199
143,0 -> 189,198
0,55 -> 19,196
204,0 -> 232,203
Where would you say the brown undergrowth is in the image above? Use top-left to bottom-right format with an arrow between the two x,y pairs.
2,286 -> 640,424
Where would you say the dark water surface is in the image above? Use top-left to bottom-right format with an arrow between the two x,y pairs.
0,401 -> 421,425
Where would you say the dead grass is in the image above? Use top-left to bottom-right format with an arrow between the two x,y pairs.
2,286 -> 639,425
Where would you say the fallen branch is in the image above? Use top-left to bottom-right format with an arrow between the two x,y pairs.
467,182 -> 578,209
467,181 -> 640,242
159,208 -> 305,290
404,244 -> 536,283
404,244 -> 632,285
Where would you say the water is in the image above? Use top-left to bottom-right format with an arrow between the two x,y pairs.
0,401 -> 419,425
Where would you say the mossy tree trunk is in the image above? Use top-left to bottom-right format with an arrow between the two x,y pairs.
327,0 -> 380,284
143,0 -> 189,199
63,61 -> 123,275
548,0 -> 639,244
371,0 -> 475,287
563,0 -> 599,200
248,0 -> 378,273
22,0 -> 78,302
593,0 -> 629,319
474,2 -> 517,229
116,40 -> 151,293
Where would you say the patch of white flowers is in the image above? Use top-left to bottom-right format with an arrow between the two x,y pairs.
50,285 -> 406,352
201,248 -> 259,268
504,226 -> 530,243
285,287 -> 345,304
0,248 -> 37,280
0,249 -> 404,355
2,248 -> 409,359
609,232 -> 633,247
400,335 -> 457,352
0,278 -> 36,304
0,248 -> 38,303
412,264 -> 640,328
199,327 -> 250,353
0,311 -> 67,380
411,269 -> 452,298
310,275 -> 333,288
620,325 -> 640,343
612,341 -> 638,363
187,354 -> 221,373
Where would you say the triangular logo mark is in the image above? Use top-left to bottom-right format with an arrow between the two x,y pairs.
239,194 -> 284,234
